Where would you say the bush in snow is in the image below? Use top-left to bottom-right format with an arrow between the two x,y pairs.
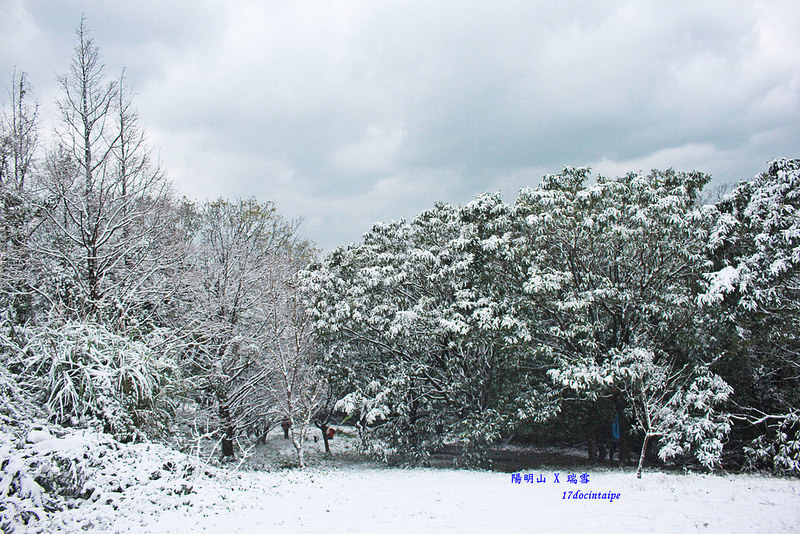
1,428 -> 96,530
654,371 -> 733,470
1,424 -> 211,533
744,412 -> 800,477
18,321 -> 179,441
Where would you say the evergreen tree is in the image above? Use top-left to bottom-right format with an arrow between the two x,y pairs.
702,158 -> 800,474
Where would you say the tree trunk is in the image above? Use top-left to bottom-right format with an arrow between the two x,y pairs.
290,425 -> 305,467
220,404 -> 235,458
636,433 -> 652,479
259,423 -> 270,444
322,432 -> 330,454
315,422 -> 331,454
407,399 -> 420,451
586,407 -> 598,462
620,411 -> 630,465
356,420 -> 368,451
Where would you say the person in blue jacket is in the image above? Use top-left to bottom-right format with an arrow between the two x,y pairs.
609,413 -> 620,463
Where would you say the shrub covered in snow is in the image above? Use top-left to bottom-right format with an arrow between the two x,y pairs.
745,412 -> 800,477
18,321 -> 179,441
1,421 -> 215,533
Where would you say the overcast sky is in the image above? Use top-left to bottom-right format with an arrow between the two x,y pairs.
1,1 -> 798,251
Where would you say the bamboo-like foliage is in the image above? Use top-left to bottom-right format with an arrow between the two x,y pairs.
21,321 -> 178,440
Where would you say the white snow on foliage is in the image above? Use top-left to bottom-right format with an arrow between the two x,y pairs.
1,425 -> 208,532
699,265 -> 740,305
25,430 -> 52,444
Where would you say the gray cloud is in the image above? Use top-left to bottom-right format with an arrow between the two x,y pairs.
2,0 -> 798,251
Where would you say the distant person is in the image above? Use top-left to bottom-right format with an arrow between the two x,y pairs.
281,420 -> 291,439
609,413 -> 620,463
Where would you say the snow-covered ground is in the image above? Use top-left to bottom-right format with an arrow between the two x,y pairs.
126,466 -> 800,534
7,424 -> 799,533
37,451 -> 800,532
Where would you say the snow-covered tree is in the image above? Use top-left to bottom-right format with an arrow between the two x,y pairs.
0,71 -> 39,326
305,166 -> 742,471
509,167 -> 730,470
302,202 -> 560,461
303,205 -> 459,458
550,347 -> 731,476
1,70 -> 39,190
455,192 -> 564,446
33,20 -> 181,328
181,197 -> 314,458
0,25 -> 189,451
701,158 -> 800,474
260,256 -> 327,466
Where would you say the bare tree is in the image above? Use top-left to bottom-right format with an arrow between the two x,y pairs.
0,70 -> 39,324
262,254 -> 327,467
185,198 -> 311,458
1,70 -> 39,190
35,19 -> 180,326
